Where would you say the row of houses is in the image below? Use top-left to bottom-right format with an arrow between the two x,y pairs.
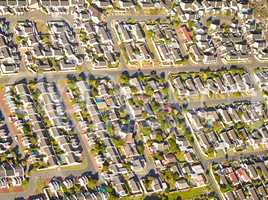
21,172 -> 109,200
36,81 -> 82,166
14,19 -> 84,72
0,0 -> 85,15
0,18 -> 20,74
5,83 -> 57,167
78,20 -> 119,69
0,110 -> 13,154
112,18 -> 268,67
0,0 -> 164,15
5,81 -> 82,169
213,155 -> 268,200
45,174 -> 108,200
215,18 -> 268,62
186,101 -> 268,155
145,23 -> 186,65
173,0 -> 268,64
170,69 -> 253,97
67,77 -> 150,197
115,21 -> 153,64
187,102 -> 268,131
39,0 -> 85,13
120,74 -> 208,192
198,124 -> 268,154
92,0 -> 165,10
254,68 -> 268,95
0,163 -> 25,189
174,0 -> 252,24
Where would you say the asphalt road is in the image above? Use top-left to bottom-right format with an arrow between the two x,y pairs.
0,61 -> 266,85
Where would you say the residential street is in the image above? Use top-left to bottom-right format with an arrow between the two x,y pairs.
0,61 -> 266,85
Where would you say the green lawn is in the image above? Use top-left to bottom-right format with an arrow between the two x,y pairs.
61,158 -> 88,171
34,177 -> 47,193
168,186 -> 211,200
120,195 -> 144,200
120,186 -> 211,200
22,179 -> 29,190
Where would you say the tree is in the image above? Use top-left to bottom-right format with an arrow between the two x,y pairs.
161,86 -> 169,97
22,123 -> 31,135
147,30 -> 155,38
145,86 -> 154,96
107,123 -> 114,135
213,121 -> 222,134
144,176 -> 154,189
119,73 -> 129,85
141,126 -> 151,137
141,110 -> 148,119
87,178 -> 97,190
136,140 -> 144,155
154,152 -> 164,160
94,140 -> 106,155
168,137 -> 177,153
155,133 -> 163,143
112,136 -> 124,148
160,119 -> 170,131
187,20 -> 195,30
162,170 -> 176,190
106,184 -> 117,199
144,194 -> 163,200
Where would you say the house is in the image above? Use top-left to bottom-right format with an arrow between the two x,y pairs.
226,172 -> 239,186
118,0 -> 135,9
249,188 -> 259,200
203,53 -> 217,64
199,132 -> 210,149
92,0 -> 113,9
0,178 -> 8,189
255,162 -> 268,180
186,112 -> 203,131
1,62 -> 19,74
172,76 -> 189,96
178,25 -> 193,44
111,175 -> 128,197
191,174 -> 206,187
1,163 -> 24,179
48,179 -> 61,193
59,58 -> 77,71
175,178 -> 189,190
162,153 -> 177,166
257,185 -> 268,199
235,168 -> 251,183
121,143 -> 139,158
193,76 -> 207,94
130,157 -> 145,173
151,176 -> 163,193
219,109 -> 233,125
191,164 -> 204,174
128,176 -> 142,195
225,191 -> 235,200
235,189 -> 246,200
36,59 -> 52,71
0,163 -> 25,187
247,164 -> 259,180
189,44 -> 203,62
